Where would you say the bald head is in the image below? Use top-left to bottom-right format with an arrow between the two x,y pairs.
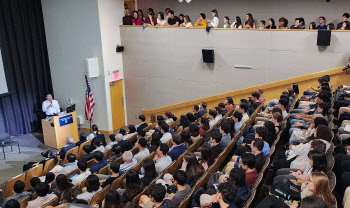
123,151 -> 133,163
116,133 -> 123,141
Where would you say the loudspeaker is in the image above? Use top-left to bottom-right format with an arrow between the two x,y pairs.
317,30 -> 331,46
86,57 -> 99,78
116,45 -> 124,52
202,49 -> 214,63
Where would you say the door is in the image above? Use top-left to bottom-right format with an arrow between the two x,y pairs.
110,80 -> 125,131
124,0 -> 134,11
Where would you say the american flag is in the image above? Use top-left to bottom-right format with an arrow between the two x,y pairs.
85,75 -> 95,121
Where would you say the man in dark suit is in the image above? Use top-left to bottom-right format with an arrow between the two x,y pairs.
167,135 -> 186,161
137,115 -> 148,133
123,9 -> 133,25
58,137 -> 76,159
115,133 -> 133,153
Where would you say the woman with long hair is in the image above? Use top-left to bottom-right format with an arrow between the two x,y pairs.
103,189 -> 121,208
189,123 -> 200,143
121,170 -> 143,203
52,174 -> 73,198
305,172 -> 335,208
199,117 -> 210,136
182,15 -> 193,27
77,175 -> 101,201
266,18 -> 276,29
183,152 -> 205,187
231,16 -> 243,28
148,132 -> 161,153
176,115 -> 190,133
264,121 -> 277,146
244,13 -> 256,28
181,130 -> 192,148
140,159 -> 158,187
138,9 -> 145,22
279,17 -> 289,29
132,11 -> 143,26
207,9 -> 219,28
200,144 -> 214,170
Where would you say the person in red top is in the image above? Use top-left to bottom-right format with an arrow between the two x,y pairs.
225,97 -> 234,112
257,88 -> 265,103
144,11 -> 157,26
241,153 -> 258,188
199,117 -> 210,136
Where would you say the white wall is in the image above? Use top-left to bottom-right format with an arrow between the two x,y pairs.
121,27 -> 350,124
42,0 -> 124,131
138,0 -> 350,28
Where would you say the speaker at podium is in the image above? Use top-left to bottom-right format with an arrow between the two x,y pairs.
41,111 -> 79,149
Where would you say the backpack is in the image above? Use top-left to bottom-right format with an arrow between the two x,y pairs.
207,171 -> 224,189
271,176 -> 301,201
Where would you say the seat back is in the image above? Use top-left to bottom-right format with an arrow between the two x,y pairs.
87,159 -> 97,168
41,196 -> 59,208
103,148 -> 112,158
111,174 -> 127,189
24,164 -> 43,191
80,178 -> 87,191
19,196 -> 30,208
5,173 -> 25,198
77,140 -> 92,159
242,188 -> 256,208
42,159 -> 57,176
90,185 -> 110,206
63,146 -> 79,164
98,165 -> 109,175
68,168 -> 80,177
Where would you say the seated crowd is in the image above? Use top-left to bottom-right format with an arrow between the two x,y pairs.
123,7 -> 350,31
2,77 -> 346,208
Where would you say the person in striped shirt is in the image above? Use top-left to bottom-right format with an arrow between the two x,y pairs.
120,151 -> 137,173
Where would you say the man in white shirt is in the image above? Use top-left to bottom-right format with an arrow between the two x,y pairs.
42,93 -> 60,116
72,159 -> 91,185
239,103 -> 249,126
87,124 -> 99,141
105,134 -> 118,151
160,123 -> 172,143
277,98 -> 289,119
134,138 -> 150,163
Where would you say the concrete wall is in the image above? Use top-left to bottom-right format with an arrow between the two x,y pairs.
42,0 -> 124,132
121,27 -> 350,124
138,0 -> 350,28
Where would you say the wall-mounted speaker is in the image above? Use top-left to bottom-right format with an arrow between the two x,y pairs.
86,57 -> 99,78
116,45 -> 124,52
317,30 -> 331,46
202,49 -> 214,63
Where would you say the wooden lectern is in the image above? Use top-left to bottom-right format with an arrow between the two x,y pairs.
42,111 -> 79,149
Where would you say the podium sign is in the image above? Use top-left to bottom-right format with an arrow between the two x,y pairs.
42,111 -> 79,149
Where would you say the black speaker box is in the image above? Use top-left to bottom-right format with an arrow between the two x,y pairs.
202,49 -> 214,63
317,30 -> 331,46
116,45 -> 124,52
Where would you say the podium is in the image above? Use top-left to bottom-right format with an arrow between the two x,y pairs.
42,111 -> 79,149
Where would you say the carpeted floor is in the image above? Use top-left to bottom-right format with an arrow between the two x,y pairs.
0,132 -> 55,183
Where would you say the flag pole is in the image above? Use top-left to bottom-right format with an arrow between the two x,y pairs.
85,75 -> 92,133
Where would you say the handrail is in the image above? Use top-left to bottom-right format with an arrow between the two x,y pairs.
120,25 -> 350,32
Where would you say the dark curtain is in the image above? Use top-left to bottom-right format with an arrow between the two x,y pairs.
0,0 -> 53,135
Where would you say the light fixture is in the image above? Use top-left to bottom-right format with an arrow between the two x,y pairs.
178,0 -> 183,2
185,0 -> 191,2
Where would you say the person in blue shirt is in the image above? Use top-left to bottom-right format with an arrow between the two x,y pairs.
89,151 -> 107,174
167,134 -> 186,161
316,16 -> 327,30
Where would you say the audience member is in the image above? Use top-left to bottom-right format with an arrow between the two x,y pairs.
189,123 -> 200,143
244,13 -> 256,28
309,22 -> 316,29
240,103 -> 249,126
194,13 -> 208,28
100,162 -> 121,188
107,144 -> 123,162
116,133 -> 133,152
148,133 -> 161,153
210,131 -> 225,158
266,18 -> 276,29
139,184 -> 173,208
231,16 -> 243,28
225,97 -> 234,112
122,9 -> 133,25
337,13 -> 349,30
181,130 -> 192,148
199,117 -> 210,136
251,92 -> 260,109
167,134 -> 186,161
279,17 -> 289,29
222,16 -> 231,28
134,138 -> 150,163
220,120 -> 232,146
76,133 -> 87,147
138,9 -> 146,22
160,123 -> 172,143
76,175 -> 102,201
193,104 -> 201,118
144,11 -> 157,26
166,10 -> 180,27
51,174 -> 73,198
209,109 -> 218,128
259,20 -> 266,29
89,151 -> 108,174
137,115 -> 148,133
199,101 -> 208,117
4,199 -> 19,208
218,103 -> 228,116
232,111 -> 243,133
181,15 -> 193,27
200,144 -> 215,171
92,138 -> 105,153
72,159 -> 91,186
140,159 -> 158,187
1,181 -> 31,208
26,182 -> 56,208
120,151 -> 137,173
87,124 -> 100,140
49,153 -> 77,176
183,152 -> 205,187
103,189 -> 121,208
154,144 -> 172,173
120,170 -> 143,204
207,9 -> 219,28
156,12 -> 166,26
241,153 -> 258,188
